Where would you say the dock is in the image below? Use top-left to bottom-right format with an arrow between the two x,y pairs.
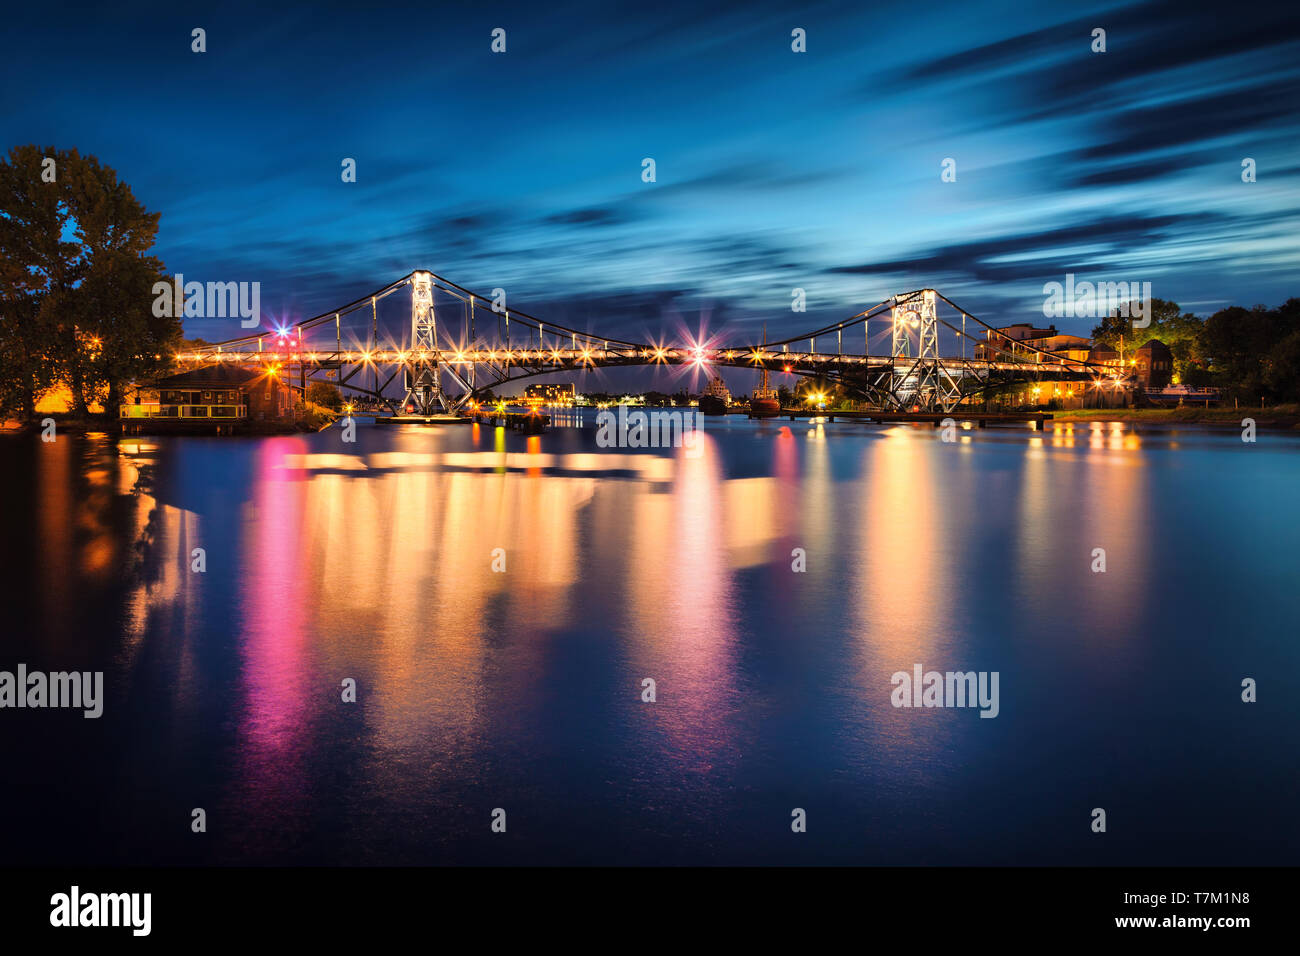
374,414 -> 472,426
467,408 -> 551,434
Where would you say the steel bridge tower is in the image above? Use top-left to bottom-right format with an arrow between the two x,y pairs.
889,289 -> 962,412
402,271 -> 444,413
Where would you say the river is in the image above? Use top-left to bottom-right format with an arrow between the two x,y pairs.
1,415 -> 1297,864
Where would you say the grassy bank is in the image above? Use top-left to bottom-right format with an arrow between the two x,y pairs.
1050,404 -> 1300,426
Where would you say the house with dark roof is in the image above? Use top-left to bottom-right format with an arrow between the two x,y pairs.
1134,338 -> 1174,389
1087,344 -> 1120,368
121,365 -> 293,422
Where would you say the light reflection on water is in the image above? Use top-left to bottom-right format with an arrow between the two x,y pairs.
1,418 -> 1298,865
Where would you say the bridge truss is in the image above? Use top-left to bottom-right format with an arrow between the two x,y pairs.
174,271 -> 1129,413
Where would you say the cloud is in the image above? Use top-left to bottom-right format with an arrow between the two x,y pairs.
826,212 -> 1223,283
541,206 -> 637,228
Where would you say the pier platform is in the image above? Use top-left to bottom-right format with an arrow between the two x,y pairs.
374,414 -> 472,426
752,409 -> 1052,428
467,409 -> 551,434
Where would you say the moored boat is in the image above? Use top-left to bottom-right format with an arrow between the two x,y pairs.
699,375 -> 731,415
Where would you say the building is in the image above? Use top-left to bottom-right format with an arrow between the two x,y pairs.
1134,338 -> 1174,389
523,382 -> 575,403
1086,344 -> 1121,371
1004,380 -> 1091,410
120,366 -> 294,422
1035,333 -> 1093,363
974,323 -> 1057,361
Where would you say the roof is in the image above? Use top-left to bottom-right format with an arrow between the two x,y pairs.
1136,338 -> 1170,352
155,366 -> 263,387
993,323 -> 1057,338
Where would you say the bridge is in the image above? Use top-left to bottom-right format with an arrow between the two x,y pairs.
175,271 -> 1129,414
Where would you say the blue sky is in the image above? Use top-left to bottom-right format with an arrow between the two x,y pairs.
4,0 -> 1300,368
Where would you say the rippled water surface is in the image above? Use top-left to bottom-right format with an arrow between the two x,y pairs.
2,416 -> 1297,864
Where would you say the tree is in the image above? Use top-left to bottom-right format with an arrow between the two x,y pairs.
62,151 -> 177,413
306,381 -> 343,410
0,145 -> 177,418
1263,327 -> 1300,403
76,250 -> 178,414
1199,306 -> 1273,402
794,375 -> 847,407
1089,312 -> 1129,352
1092,297 -> 1216,387
0,145 -> 78,418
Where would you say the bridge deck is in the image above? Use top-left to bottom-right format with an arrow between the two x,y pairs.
172,346 -> 1104,379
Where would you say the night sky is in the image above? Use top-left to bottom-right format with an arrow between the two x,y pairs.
4,0 -> 1299,373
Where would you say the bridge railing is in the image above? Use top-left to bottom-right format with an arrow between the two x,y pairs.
119,404 -> 248,420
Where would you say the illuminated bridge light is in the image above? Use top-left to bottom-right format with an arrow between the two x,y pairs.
164,279 -> 1077,417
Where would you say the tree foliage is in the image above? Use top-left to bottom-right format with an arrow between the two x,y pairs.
0,145 -> 179,418
306,381 -> 343,410
1089,295 -> 1300,401
1200,300 -> 1300,404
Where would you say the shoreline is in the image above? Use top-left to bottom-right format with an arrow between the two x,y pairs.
9,406 -> 1300,435
1048,405 -> 1300,427
1,415 -> 318,436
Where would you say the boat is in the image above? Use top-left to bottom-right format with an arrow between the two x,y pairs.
749,328 -> 780,417
699,375 -> 731,415
1144,384 -> 1221,407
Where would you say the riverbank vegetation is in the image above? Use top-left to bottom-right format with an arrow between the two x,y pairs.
1,145 -> 180,421
1053,404 -> 1300,426
1092,297 -> 1300,404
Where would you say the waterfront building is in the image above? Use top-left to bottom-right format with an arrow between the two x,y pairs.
1086,344 -> 1121,369
974,323 -> 1058,360
120,366 -> 293,422
524,382 -> 576,404
1035,333 -> 1093,363
1134,339 -> 1174,389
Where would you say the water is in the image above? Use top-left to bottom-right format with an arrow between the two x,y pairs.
2,416 -> 1297,865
